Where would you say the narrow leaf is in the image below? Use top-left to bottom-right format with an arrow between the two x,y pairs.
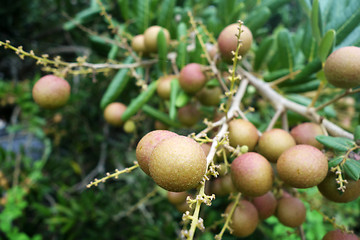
157,30 -> 168,74
142,105 -> 181,128
316,135 -> 355,152
157,0 -> 175,29
169,79 -> 179,120
328,156 -> 344,168
254,36 -> 274,71
136,0 -> 150,33
176,23 -> 187,69
244,6 -> 271,34
175,91 -> 191,108
277,29 -> 295,72
318,29 -> 336,62
311,0 -> 322,42
354,125 -> 360,142
343,160 -> 360,181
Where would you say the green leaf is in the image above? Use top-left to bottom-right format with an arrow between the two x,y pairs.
169,79 -> 179,120
205,78 -> 220,87
315,135 -> 355,152
281,58 -> 322,87
142,105 -> 181,128
136,0 -> 150,33
318,29 -> 336,62
175,91 -> 191,108
157,0 -> 175,29
260,0 -> 291,12
347,158 -> 360,169
121,80 -> 158,122
277,29 -> 295,71
254,36 -> 274,71
283,79 -> 319,93
354,125 -> 360,142
176,23 -> 187,69
343,160 -> 360,181
100,56 -> 133,109
117,0 -> 130,20
244,6 -> 271,34
63,7 -> 101,31
157,30 -> 168,74
311,0 -> 322,43
301,22 -> 318,61
328,156 -> 344,168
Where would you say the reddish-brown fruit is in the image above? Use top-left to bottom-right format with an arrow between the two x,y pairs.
231,152 -> 274,197
167,191 -> 188,205
276,197 -> 306,227
156,75 -> 177,100
228,119 -> 259,151
103,102 -> 127,127
277,144 -> 328,188
221,174 -> 237,195
252,191 -> 277,220
32,75 -> 71,109
131,34 -> 147,54
211,178 -> 227,196
317,172 -> 360,203
290,122 -> 324,149
149,136 -> 207,192
322,230 -> 359,240
143,26 -> 170,52
196,86 -> 222,106
179,63 -> 207,94
324,46 -> 360,89
258,128 -> 296,163
178,104 -> 201,127
136,130 -> 178,175
225,200 -> 259,237
217,23 -> 253,62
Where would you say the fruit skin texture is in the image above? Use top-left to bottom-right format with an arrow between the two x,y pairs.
324,46 -> 360,89
258,128 -> 296,163
196,86 -> 222,106
290,122 -> 324,149
136,130 -> 178,175
317,172 -> 360,203
276,197 -> 306,227
32,75 -> 71,109
143,26 -> 170,52
252,191 -> 277,220
322,230 -> 359,240
228,119 -> 259,151
178,104 -> 201,127
277,144 -> 328,188
179,63 -> 207,94
103,102 -> 127,127
156,75 -> 177,100
231,152 -> 274,197
217,23 -> 253,62
225,200 -> 259,237
149,135 -> 207,192
167,191 -> 188,205
131,34 -> 147,54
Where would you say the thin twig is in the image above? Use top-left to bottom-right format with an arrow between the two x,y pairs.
266,106 -> 284,131
315,88 -> 360,111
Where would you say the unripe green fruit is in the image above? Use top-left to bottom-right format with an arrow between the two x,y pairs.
225,200 -> 259,238
131,34 -> 147,54
103,102 -> 127,127
149,135 -> 207,192
123,120 -> 136,133
178,104 -> 201,127
167,191 -> 188,205
196,86 -> 222,106
136,130 -> 178,175
258,128 -> 296,163
231,152 -> 274,197
322,230 -> 359,240
217,23 -> 253,62
252,191 -> 277,220
156,75 -> 177,100
324,46 -> 360,89
144,26 -> 170,52
277,144 -> 328,188
290,122 -> 324,149
317,172 -> 360,203
32,75 -> 70,109
276,197 -> 306,227
179,63 -> 207,94
228,119 -> 259,151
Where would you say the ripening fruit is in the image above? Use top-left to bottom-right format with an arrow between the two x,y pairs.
217,23 -> 253,62
123,120 -> 136,133
103,102 -> 127,127
175,201 -> 191,213
179,63 -> 207,94
156,75 -> 177,100
317,172 -> 360,203
144,26 -> 170,52
277,144 -> 328,188
322,230 -> 359,240
276,197 -> 306,228
290,122 -> 324,149
32,75 -> 71,109
257,129 -> 296,163
252,191 -> 277,220
136,130 -> 178,175
196,86 -> 222,106
167,191 -> 188,205
324,46 -> 360,89
225,200 -> 259,238
231,152 -> 274,197
154,120 -> 169,130
200,143 -> 211,156
131,34 -> 147,54
149,135 -> 207,192
228,119 -> 259,151
178,104 -> 201,127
